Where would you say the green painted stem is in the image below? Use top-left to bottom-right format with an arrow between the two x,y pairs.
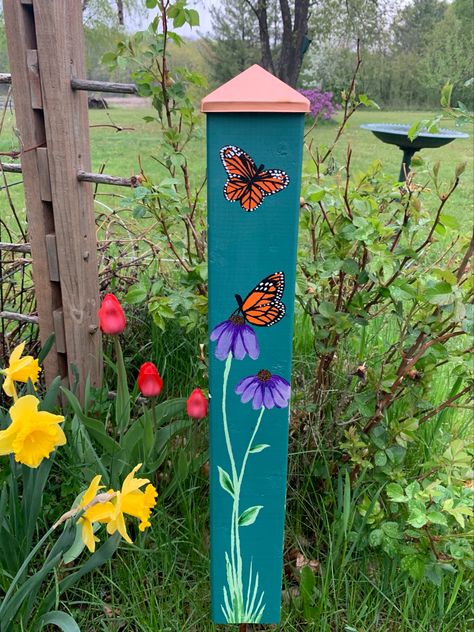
239,406 -> 265,488
221,354 -> 240,615
235,406 -> 265,617
221,355 -> 266,622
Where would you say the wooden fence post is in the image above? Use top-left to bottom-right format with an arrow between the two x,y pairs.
4,0 -> 102,398
202,65 -> 309,624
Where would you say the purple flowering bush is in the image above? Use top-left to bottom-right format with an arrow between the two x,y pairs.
299,88 -> 337,120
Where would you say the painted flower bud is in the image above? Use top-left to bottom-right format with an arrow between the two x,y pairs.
97,294 -> 126,335
186,388 -> 208,419
137,362 -> 163,398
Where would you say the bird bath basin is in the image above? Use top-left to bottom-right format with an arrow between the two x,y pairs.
360,123 -> 469,181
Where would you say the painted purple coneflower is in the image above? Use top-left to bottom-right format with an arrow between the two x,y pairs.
210,316 -> 259,361
235,369 -> 290,410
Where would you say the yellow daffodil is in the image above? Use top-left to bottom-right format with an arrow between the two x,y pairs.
106,464 -> 158,542
0,395 -> 65,468
1,341 -> 41,399
77,475 -> 115,553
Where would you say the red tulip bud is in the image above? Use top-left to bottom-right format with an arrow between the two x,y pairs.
97,294 -> 126,335
137,362 -> 163,398
186,388 -> 208,419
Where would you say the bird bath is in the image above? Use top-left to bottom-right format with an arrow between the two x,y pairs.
360,123 -> 469,181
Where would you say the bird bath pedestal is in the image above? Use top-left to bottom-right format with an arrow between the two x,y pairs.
360,123 -> 469,181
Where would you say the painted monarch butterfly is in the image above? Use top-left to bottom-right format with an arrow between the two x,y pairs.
234,271 -> 286,327
220,145 -> 289,212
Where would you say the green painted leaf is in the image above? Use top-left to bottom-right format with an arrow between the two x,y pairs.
238,505 -> 263,526
218,467 -> 234,497
249,444 -> 270,454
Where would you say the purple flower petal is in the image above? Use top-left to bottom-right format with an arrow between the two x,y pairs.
232,331 -> 247,360
263,385 -> 275,409
235,376 -> 256,395
214,324 -> 235,360
271,375 -> 291,400
240,380 -> 259,403
252,385 -> 264,410
210,320 -> 231,341
271,386 -> 288,408
241,325 -> 259,360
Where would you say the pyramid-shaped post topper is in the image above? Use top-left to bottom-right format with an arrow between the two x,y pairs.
201,63 -> 310,112
203,66 -> 308,624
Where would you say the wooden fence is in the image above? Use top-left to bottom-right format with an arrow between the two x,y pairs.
1,0 -> 138,400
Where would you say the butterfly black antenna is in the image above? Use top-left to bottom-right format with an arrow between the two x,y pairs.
233,293 -> 244,314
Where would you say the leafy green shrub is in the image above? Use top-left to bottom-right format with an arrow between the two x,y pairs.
295,79 -> 473,590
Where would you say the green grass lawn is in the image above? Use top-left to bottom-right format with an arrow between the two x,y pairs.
1,105 -> 473,233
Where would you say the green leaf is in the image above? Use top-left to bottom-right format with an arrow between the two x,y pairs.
369,528 -> 383,547
124,282 -> 148,305
63,524 -> 87,565
249,444 -> 270,454
218,467 -> 234,497
425,281 -> 455,306
318,301 -> 336,318
61,389 -> 121,455
386,483 -> 407,503
238,505 -> 263,526
358,94 -> 379,109
114,338 -> 131,434
38,333 -> 56,364
440,81 -> 453,108
374,451 -> 387,467
407,505 -> 428,528
39,534 -> 121,617
401,554 -> 425,580
300,564 -> 316,602
427,510 -> 448,527
40,611 -> 81,631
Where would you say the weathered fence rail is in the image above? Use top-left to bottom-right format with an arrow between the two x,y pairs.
1,0 -> 141,399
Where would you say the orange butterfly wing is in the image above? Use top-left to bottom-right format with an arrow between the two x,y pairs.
224,178 -> 264,210
240,272 -> 286,327
220,146 -> 289,212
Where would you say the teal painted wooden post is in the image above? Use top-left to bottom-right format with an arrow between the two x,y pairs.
202,65 -> 309,625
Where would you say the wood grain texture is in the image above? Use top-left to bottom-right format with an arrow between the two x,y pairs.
33,0 -> 102,393
36,147 -> 52,201
3,0 -> 61,382
45,234 -> 59,282
26,49 -> 42,109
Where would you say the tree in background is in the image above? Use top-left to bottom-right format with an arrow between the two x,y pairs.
392,0 -> 447,54
301,0 -> 473,109
82,0 -> 147,28
208,0 -> 311,88
206,0 -> 260,87
246,0 -> 311,87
